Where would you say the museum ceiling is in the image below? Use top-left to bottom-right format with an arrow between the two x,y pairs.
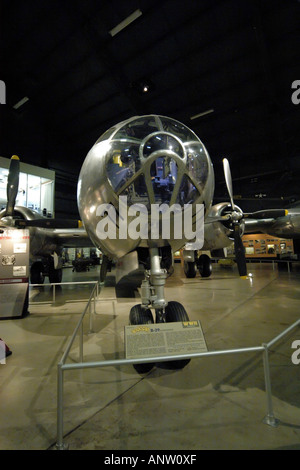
0,0 -> 299,214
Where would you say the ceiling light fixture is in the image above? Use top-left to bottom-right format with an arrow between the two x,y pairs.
130,77 -> 154,95
109,9 -> 142,37
190,108 -> 214,120
13,96 -> 29,110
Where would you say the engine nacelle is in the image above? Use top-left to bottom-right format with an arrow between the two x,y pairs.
202,202 -> 245,251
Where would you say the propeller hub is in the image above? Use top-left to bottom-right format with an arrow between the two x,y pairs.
231,210 -> 243,223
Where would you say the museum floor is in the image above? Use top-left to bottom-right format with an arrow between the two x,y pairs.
0,261 -> 300,450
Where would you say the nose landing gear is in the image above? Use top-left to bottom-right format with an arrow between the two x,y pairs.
129,247 -> 190,373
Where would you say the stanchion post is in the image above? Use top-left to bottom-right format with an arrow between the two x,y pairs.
79,323 -> 83,362
88,293 -> 94,334
262,343 -> 279,427
56,363 -> 68,450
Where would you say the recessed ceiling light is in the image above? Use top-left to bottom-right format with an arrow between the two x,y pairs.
109,9 -> 142,37
13,96 -> 29,110
190,109 -> 214,120
130,78 -> 154,95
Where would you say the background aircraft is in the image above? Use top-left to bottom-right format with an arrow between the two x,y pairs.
0,156 -> 92,283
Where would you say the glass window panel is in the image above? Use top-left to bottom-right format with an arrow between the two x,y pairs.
176,174 -> 200,205
120,174 -> 149,207
95,127 -> 116,144
41,178 -> 54,216
16,172 -> 27,207
151,157 -> 178,204
160,117 -> 198,142
0,167 -> 8,209
114,117 -> 158,141
186,143 -> 209,190
27,174 -> 41,212
107,141 -> 141,192
143,134 -> 184,158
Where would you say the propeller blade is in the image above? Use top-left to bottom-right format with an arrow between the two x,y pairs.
222,158 -> 235,210
233,223 -> 247,277
6,155 -> 20,217
15,219 -> 83,229
244,209 -> 288,220
222,158 -> 247,277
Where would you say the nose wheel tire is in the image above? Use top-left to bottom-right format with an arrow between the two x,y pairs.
129,304 -> 155,374
129,302 -> 191,372
163,301 -> 191,370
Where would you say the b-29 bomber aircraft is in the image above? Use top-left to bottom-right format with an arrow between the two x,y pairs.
1,116 -> 294,372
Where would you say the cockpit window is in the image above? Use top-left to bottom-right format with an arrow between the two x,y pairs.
120,174 -> 149,207
160,117 -> 198,142
114,117 -> 159,141
151,157 -> 178,204
95,127 -> 116,144
176,174 -> 200,205
104,115 -> 210,208
143,134 -> 184,159
185,143 -> 209,190
106,141 -> 141,192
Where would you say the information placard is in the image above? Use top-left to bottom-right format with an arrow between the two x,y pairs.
0,228 -> 30,319
125,320 -> 207,359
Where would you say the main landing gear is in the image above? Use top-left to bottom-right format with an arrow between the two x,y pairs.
184,253 -> 212,278
129,247 -> 190,374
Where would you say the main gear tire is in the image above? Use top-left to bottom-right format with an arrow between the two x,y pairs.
198,254 -> 212,278
184,261 -> 197,278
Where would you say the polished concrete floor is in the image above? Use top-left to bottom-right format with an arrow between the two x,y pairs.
0,260 -> 300,450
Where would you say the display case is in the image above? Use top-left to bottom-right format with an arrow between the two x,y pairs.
0,156 -> 55,217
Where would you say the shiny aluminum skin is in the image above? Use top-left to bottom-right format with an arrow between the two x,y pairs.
77,115 -> 215,259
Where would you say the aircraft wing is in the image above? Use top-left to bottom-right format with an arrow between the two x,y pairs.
244,217 -> 278,233
243,209 -> 300,239
50,228 -> 93,248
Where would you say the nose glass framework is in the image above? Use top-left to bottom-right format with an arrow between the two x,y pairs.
102,115 -> 210,207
